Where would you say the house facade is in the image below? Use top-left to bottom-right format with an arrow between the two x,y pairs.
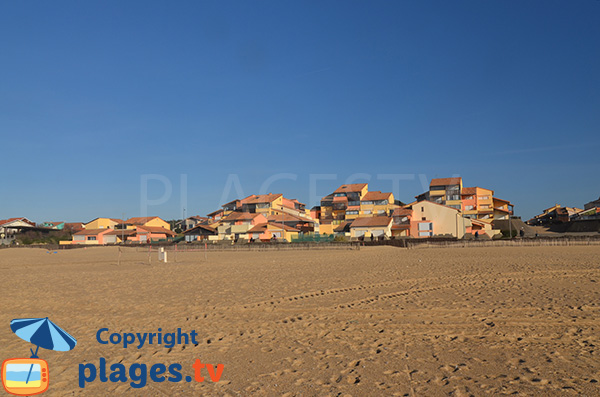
349,216 -> 393,239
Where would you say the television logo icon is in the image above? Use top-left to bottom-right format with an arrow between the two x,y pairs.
1,358 -> 49,396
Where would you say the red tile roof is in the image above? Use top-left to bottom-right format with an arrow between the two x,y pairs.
362,191 -> 393,201
430,177 -> 462,187
64,222 -> 84,232
461,187 -> 477,195
125,217 -> 163,225
334,183 -> 368,194
247,222 -> 300,233
241,194 -> 283,204
392,208 -> 412,217
0,218 -> 35,227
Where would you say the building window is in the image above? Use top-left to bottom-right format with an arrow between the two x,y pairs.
421,207 -> 424,212
422,217 -> 426,221
87,236 -> 97,241
465,205 -> 474,211
418,222 -> 433,231
364,210 -> 372,215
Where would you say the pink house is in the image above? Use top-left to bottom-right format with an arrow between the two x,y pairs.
72,228 -> 112,244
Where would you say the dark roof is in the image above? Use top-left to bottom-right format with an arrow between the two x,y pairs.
182,224 -> 217,235
206,209 -> 224,217
334,183 -> 368,194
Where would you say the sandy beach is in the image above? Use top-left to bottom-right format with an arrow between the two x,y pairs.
0,245 -> 599,396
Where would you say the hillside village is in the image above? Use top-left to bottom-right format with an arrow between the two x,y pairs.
1,177 -> 599,246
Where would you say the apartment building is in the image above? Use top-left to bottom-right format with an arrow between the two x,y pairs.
416,178 -> 513,221
319,183 -> 397,235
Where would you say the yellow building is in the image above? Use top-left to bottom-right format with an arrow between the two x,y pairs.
461,187 -> 495,220
410,201 -> 468,238
349,216 -> 393,239
320,184 -> 397,234
247,222 -> 300,242
83,217 -> 124,230
417,178 -> 513,223
426,177 -> 463,209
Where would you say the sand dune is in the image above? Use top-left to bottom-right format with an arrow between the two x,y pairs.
0,246 -> 599,395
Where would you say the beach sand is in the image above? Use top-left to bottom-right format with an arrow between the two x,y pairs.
0,245 -> 599,396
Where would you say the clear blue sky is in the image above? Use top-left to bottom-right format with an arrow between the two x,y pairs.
1,1 -> 598,222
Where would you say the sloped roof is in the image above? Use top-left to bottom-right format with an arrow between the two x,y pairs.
0,218 -> 34,227
247,222 -> 300,233
493,197 -> 511,204
430,177 -> 462,187
334,221 -> 352,233
392,208 -> 412,217
362,191 -> 392,201
182,224 -> 217,235
241,194 -> 283,204
461,187 -> 477,195
125,216 -> 163,225
138,226 -> 176,236
221,212 -> 264,222
64,222 -> 84,231
334,183 -> 368,194
84,217 -> 125,225
350,216 -> 392,228
206,209 -> 224,217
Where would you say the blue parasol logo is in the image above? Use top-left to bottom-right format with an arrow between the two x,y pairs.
4,317 -> 77,390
